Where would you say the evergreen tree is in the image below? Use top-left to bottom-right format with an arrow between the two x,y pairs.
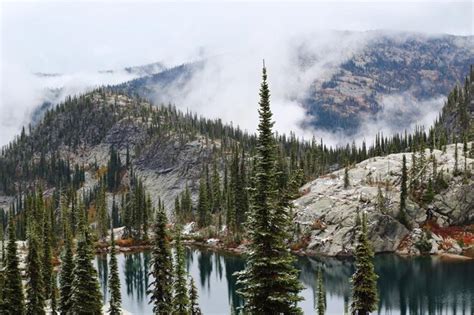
344,166 -> 350,189
26,224 -> 45,315
71,229 -> 103,314
43,214 -> 53,301
96,185 -> 109,240
236,64 -> 303,314
148,204 -> 174,314
108,227 -> 122,314
188,277 -> 202,315
51,272 -> 58,315
316,267 -> 326,315
398,155 -> 409,227
197,176 -> 209,228
173,228 -> 189,313
351,212 -> 378,315
1,216 -> 25,314
59,231 -> 75,314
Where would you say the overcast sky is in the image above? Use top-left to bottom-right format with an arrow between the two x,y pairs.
0,0 -> 473,146
2,0 -> 472,73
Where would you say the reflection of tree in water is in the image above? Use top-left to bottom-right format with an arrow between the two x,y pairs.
223,253 -> 245,312
296,254 -> 474,315
96,255 -> 109,302
124,252 -> 147,303
197,249 -> 213,289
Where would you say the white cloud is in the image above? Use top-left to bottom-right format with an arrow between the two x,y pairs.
0,1 -> 471,146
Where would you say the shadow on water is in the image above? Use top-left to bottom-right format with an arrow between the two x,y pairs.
96,249 -> 473,314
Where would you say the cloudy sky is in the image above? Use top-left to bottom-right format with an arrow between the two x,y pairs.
0,0 -> 473,146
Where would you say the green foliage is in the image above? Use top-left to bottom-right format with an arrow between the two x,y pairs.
59,231 -> 75,314
188,277 -> 202,315
237,65 -> 303,314
108,228 -> 122,315
173,229 -> 190,313
1,216 -> 25,314
26,226 -> 45,315
148,204 -> 174,314
398,155 -> 410,228
351,212 -> 379,315
71,228 -> 103,314
344,166 -> 350,189
415,231 -> 433,255
197,176 -> 210,228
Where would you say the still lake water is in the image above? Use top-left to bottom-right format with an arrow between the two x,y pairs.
95,248 -> 474,315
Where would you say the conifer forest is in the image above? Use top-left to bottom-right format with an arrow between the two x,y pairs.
0,1 -> 473,314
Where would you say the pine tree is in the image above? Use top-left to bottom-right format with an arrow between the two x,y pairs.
51,272 -> 58,315
173,228 -> 189,313
71,228 -> 103,314
197,176 -> 209,228
1,216 -> 25,314
236,64 -> 303,314
148,204 -> 174,314
344,166 -> 350,189
59,231 -> 75,314
188,277 -> 202,315
398,155 -> 409,227
351,212 -> 378,315
43,213 -> 53,301
96,184 -> 109,240
316,267 -> 326,315
108,227 -> 122,314
26,224 -> 45,315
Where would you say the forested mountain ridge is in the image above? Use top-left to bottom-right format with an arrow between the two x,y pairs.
27,32 -> 473,136
0,65 -> 472,254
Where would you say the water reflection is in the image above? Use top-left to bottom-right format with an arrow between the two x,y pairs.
96,249 -> 474,314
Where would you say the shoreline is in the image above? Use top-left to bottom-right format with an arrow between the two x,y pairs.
95,238 -> 473,261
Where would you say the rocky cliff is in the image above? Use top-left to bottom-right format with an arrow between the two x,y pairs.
293,143 -> 474,256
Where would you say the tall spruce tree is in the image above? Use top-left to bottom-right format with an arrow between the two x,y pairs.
188,277 -> 202,315
59,230 -> 75,314
1,216 -> 25,314
398,155 -> 409,227
197,176 -> 209,228
71,228 -> 103,314
173,228 -> 189,313
351,212 -> 379,315
25,225 -> 46,315
108,227 -> 122,315
148,204 -> 174,314
236,64 -> 303,314
43,213 -> 53,301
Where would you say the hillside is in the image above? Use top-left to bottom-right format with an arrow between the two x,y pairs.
293,143 -> 474,257
110,32 -> 473,133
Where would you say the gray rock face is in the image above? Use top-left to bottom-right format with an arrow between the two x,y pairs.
293,143 -> 474,256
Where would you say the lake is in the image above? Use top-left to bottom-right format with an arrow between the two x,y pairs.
95,248 -> 474,314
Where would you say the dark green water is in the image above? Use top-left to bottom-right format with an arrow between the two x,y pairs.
96,248 -> 474,314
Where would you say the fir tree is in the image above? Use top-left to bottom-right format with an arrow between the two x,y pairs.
1,216 -> 25,314
71,229 -> 103,314
197,176 -> 209,228
344,166 -> 350,189
51,272 -> 58,315
188,277 -> 202,315
316,267 -> 326,315
351,212 -> 379,315
148,204 -> 174,314
108,227 -> 122,314
173,228 -> 189,313
236,64 -> 303,314
59,231 -> 75,314
26,225 -> 45,315
43,214 -> 53,301
398,155 -> 409,227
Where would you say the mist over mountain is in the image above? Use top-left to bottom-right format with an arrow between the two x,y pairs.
25,31 -> 472,147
